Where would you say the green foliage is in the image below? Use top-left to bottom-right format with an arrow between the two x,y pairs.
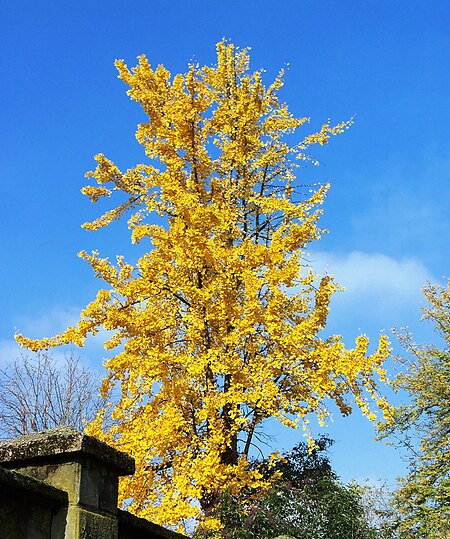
378,280 -> 450,538
266,435 -> 336,486
195,437 -> 379,539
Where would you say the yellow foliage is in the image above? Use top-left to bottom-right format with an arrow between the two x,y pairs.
16,41 -> 390,532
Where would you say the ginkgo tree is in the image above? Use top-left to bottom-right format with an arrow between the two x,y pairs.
17,41 -> 391,532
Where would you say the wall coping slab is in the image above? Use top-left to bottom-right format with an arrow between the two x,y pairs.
0,426 -> 135,476
0,465 -> 68,508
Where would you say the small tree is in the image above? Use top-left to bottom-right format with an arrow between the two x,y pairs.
16,41 -> 391,530
358,481 -> 401,539
378,279 -> 450,538
0,351 -> 104,439
195,438 -> 380,539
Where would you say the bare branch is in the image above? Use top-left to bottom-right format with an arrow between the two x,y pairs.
0,350 -> 106,439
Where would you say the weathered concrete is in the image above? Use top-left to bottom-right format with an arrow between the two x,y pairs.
0,428 -> 187,539
0,465 -> 68,539
0,427 -> 134,475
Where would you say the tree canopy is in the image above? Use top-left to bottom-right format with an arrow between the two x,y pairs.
195,437 -> 383,539
16,41 -> 391,531
378,279 -> 450,538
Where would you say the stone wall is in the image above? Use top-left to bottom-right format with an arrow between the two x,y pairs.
0,428 -> 187,539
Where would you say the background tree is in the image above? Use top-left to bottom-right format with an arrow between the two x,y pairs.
195,437 -> 383,539
0,351 -> 104,439
378,279 -> 450,538
16,41 -> 391,531
357,481 -> 401,539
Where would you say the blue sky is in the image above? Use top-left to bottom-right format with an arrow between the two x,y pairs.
1,1 -> 449,485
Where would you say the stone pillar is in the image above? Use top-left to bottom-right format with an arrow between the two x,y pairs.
0,427 -> 135,539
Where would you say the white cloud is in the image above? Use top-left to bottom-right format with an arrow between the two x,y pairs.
309,251 -> 434,340
13,306 -> 82,339
0,340 -> 23,366
312,251 -> 431,300
6,306 -> 113,373
0,339 -> 74,368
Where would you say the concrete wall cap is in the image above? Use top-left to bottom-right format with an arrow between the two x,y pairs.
0,465 -> 68,507
0,427 -> 135,476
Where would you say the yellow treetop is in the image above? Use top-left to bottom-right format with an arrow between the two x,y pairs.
16,41 -> 391,532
